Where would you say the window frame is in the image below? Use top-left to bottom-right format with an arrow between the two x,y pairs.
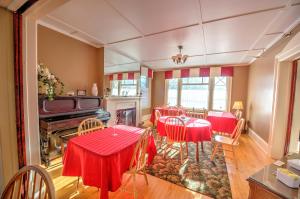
140,76 -> 152,109
110,79 -> 139,96
165,76 -> 232,112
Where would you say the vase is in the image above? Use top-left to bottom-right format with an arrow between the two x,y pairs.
91,83 -> 98,96
47,85 -> 55,101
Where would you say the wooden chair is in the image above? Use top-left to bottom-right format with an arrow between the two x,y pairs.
154,109 -> 162,127
60,118 -> 105,156
122,128 -> 152,199
210,118 -> 245,169
78,118 -> 105,136
185,108 -> 208,119
164,117 -> 187,164
1,165 -> 55,199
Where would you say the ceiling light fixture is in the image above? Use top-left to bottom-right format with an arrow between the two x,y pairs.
172,45 -> 188,64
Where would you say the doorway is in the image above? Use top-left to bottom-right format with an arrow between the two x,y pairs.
287,60 -> 300,153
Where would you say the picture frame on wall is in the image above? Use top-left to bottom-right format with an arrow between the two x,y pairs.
77,89 -> 86,96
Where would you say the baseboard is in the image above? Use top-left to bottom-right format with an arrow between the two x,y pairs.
141,114 -> 151,122
248,128 -> 269,154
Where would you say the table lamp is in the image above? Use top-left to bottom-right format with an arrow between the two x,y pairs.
232,101 -> 243,119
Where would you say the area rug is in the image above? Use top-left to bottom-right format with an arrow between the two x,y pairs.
146,139 -> 232,199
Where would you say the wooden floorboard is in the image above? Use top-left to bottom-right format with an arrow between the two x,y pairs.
48,134 -> 274,199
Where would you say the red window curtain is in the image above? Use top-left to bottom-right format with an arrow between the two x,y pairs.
13,13 -> 26,168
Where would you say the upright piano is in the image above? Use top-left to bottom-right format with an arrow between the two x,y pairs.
38,95 -> 110,166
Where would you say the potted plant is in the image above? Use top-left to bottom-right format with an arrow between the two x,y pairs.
37,63 -> 64,101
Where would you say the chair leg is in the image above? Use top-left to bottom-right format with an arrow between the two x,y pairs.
210,144 -> 219,161
180,143 -> 183,163
133,173 -> 137,199
143,168 -> 149,185
76,177 -> 80,190
186,142 -> 188,155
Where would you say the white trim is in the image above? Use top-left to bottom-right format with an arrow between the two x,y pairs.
248,128 -> 269,155
142,114 -> 151,122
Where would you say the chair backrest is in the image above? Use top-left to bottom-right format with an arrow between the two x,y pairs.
164,117 -> 186,142
129,128 -> 151,172
1,165 -> 55,199
185,108 -> 208,119
78,118 -> 105,136
154,110 -> 162,125
231,118 -> 245,144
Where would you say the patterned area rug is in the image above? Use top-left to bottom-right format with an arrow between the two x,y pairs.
146,140 -> 232,199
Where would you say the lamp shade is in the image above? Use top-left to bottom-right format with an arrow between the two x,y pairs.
232,101 -> 244,110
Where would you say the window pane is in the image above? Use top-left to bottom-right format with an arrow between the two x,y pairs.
111,80 -> 118,96
141,76 -> 150,108
181,84 -> 209,109
120,80 -> 137,96
167,79 -> 178,106
213,77 -> 228,111
182,77 -> 209,84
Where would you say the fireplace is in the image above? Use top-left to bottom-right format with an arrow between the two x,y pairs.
104,96 -> 141,127
116,108 -> 136,126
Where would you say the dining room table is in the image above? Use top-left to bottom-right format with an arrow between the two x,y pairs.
62,125 -> 157,199
156,116 -> 212,162
207,111 -> 238,134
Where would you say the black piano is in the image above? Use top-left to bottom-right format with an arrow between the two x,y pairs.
38,95 -> 110,166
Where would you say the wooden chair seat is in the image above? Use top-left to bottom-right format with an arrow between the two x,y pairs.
214,135 -> 239,146
210,118 -> 245,169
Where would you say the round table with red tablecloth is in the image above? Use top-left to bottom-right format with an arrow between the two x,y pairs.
156,116 -> 212,161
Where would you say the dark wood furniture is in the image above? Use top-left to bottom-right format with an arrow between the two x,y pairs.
38,95 -> 110,166
247,153 -> 300,199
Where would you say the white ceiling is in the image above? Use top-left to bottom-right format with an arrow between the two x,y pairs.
38,0 -> 300,74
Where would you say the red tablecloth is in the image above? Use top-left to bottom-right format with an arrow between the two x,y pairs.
207,111 -> 238,134
150,107 -> 185,123
62,125 -> 157,199
157,116 -> 212,142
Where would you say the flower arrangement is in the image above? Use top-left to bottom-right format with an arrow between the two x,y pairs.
37,63 -> 64,100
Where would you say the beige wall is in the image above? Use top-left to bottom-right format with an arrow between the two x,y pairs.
231,66 -> 249,117
247,31 -> 299,142
151,66 -> 249,113
151,71 -> 166,108
38,25 -> 104,96
0,7 -> 19,194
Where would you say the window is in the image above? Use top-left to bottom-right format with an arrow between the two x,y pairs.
166,79 -> 178,106
141,76 -> 151,108
111,80 -> 119,96
165,77 -> 231,111
212,77 -> 228,111
110,79 -> 138,96
181,77 -> 209,109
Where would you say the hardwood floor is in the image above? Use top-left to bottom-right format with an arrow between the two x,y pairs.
47,134 -> 274,199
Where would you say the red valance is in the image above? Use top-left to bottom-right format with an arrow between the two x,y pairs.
109,72 -> 140,81
164,67 -> 234,79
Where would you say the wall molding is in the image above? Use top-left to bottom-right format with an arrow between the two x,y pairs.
248,128 -> 269,154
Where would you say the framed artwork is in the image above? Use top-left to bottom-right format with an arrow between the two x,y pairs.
77,89 -> 86,96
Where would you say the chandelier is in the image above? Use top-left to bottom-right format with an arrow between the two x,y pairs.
172,45 -> 188,64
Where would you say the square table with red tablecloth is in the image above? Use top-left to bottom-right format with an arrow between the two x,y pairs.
62,125 -> 156,199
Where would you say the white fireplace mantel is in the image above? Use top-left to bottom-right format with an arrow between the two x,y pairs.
103,96 -> 142,127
